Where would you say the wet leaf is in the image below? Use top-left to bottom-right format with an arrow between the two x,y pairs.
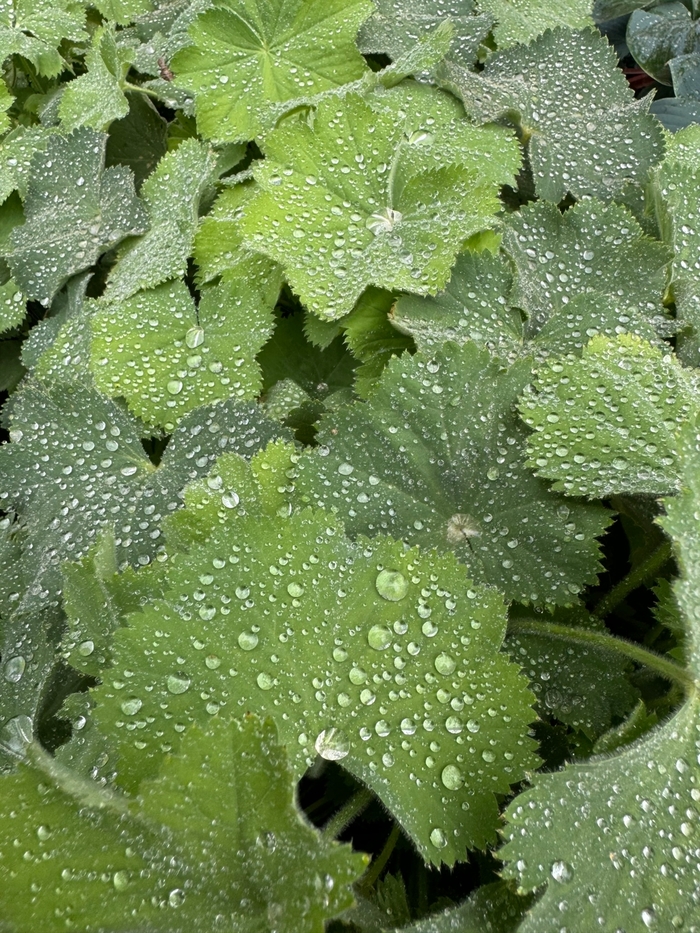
294,341 -> 611,607
478,0 -> 592,47
0,0 -> 86,77
171,0 -> 373,143
58,25 -> 132,132
627,2 -> 700,85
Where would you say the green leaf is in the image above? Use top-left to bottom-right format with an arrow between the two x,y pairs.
90,441 -> 538,864
342,287 -> 414,397
106,92 -> 169,191
446,28 -> 664,202
8,127 -> 148,306
0,0 -> 86,77
294,342 -> 611,607
394,881 -> 534,933
502,199 -> 672,332
592,699 -> 659,755
0,717 -> 364,932
670,51 -> 700,98
93,0 -> 152,26
501,425 -> 700,932
357,0 -> 494,69
0,338 -> 25,390
477,0 -> 592,48
652,123 -> 700,365
627,3 -> 700,85
0,382 -> 290,603
0,125 -> 54,204
105,138 -> 216,301
241,85 -> 520,320
91,276 -> 275,430
170,0 -> 373,143
0,277 -> 26,335
58,25 -> 131,132
520,334 -> 700,499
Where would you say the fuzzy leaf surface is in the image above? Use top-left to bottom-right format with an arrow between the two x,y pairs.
0,0 -> 86,77
90,442 -> 538,865
58,26 -> 131,132
520,334 -> 700,499
171,0 -> 373,143
293,342 -> 610,607
8,128 -> 148,306
0,717 -> 363,932
477,0 -> 592,47
241,86 -> 520,320
447,28 -> 664,202
105,139 -> 216,301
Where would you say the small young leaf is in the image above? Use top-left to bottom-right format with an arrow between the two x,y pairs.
105,93 -> 168,192
58,25 -> 131,132
171,0 -> 373,143
90,442 -> 538,865
9,128 -> 148,306
294,342 -> 611,607
241,86 -> 520,320
446,28 -> 664,202
105,138 -> 216,301
0,717 -> 364,931
342,287 -> 413,397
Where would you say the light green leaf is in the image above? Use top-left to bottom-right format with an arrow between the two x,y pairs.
0,381 -> 290,603
0,717 -> 364,932
0,0 -> 86,77
478,0 -> 592,48
241,86 -> 520,320
117,0 -> 209,77
342,287 -> 413,397
501,426 -> 700,932
293,342 -> 611,607
0,277 -> 26,334
105,138 -> 216,301
520,334 -> 700,499
0,78 -> 12,135
59,26 -> 132,132
0,125 -> 54,204
93,0 -> 152,26
446,28 -> 664,202
8,128 -> 148,306
357,0 -> 494,68
170,0 -> 373,143
92,276 -> 275,430
652,123 -> 700,366
90,441 -> 538,865
502,199 -> 672,332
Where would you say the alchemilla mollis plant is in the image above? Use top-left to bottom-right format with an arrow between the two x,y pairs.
2,0 -> 700,929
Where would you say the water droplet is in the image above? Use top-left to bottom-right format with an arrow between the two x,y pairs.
120,697 -> 143,715
167,673 -> 191,695
287,582 -> 304,598
185,326 -> 205,349
368,625 -> 392,650
168,888 -> 186,908
113,870 -> 129,891
375,569 -> 408,601
441,764 -> 464,790
238,631 -> 258,651
430,827 -> 448,849
78,640 -> 94,657
481,749 -> 495,763
4,656 -> 25,683
257,672 -> 274,690
36,824 -> 52,841
445,716 -> 462,734
314,728 -> 350,761
222,491 -> 240,509
551,861 -> 573,883
434,653 -> 456,675
167,379 -> 183,395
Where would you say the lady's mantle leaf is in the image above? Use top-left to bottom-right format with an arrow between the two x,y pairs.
0,0 -> 86,77
0,718 -> 364,932
501,425 -> 700,933
58,25 -> 132,133
294,342 -> 610,607
627,3 -> 700,85
392,881 -> 533,932
91,442 -> 538,865
8,128 -> 148,306
241,86 -> 520,320
477,0 -> 592,48
170,0 -> 373,144
357,0 -> 494,69
520,334 -> 700,499
446,28 -> 664,202
91,277 -> 275,430
105,139 -> 216,301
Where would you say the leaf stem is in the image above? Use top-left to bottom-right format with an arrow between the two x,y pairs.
322,788 -> 373,840
123,82 -> 164,101
592,539 -> 673,619
358,822 -> 401,890
508,617 -> 695,692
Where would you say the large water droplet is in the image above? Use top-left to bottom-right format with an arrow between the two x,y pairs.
120,697 -> 143,715
4,656 -> 25,683
368,625 -> 392,650
238,631 -> 259,651
550,860 -> 573,883
113,870 -> 129,891
257,672 -> 274,690
167,672 -> 191,695
287,582 -> 304,598
167,379 -> 183,396
434,653 -> 456,675
430,827 -> 448,849
185,326 -> 205,349
375,569 -> 408,601
441,764 -> 464,790
168,888 -> 186,908
314,728 -> 350,761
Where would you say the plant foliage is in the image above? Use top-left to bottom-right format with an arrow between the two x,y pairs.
1,1 -> 700,931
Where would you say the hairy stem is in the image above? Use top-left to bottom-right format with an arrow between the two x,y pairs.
322,788 -> 373,841
508,617 -> 695,692
592,539 -> 673,620
123,82 -> 164,101
358,823 -> 401,891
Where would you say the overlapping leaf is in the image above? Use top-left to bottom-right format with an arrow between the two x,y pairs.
445,28 -> 664,202
293,341 -> 611,606
8,128 -> 148,306
241,85 -> 520,320
520,334 -> 700,499
58,25 -> 132,132
627,2 -> 700,85
0,0 -> 86,77
89,441 -> 538,865
357,0 -> 494,68
92,276 -> 275,430
478,0 -> 592,48
0,717 -> 364,932
501,421 -> 700,933
105,138 -> 216,301
171,0 -> 373,143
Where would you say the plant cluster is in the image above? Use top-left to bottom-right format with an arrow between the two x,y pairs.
1,0 -> 700,930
